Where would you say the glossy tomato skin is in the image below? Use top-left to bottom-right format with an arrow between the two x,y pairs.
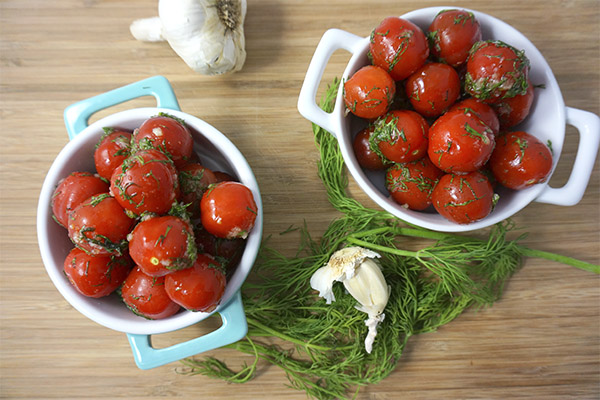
110,149 -> 179,217
353,126 -> 388,170
94,129 -> 132,180
428,109 -> 495,173
133,114 -> 193,168
386,157 -> 444,210
428,9 -> 482,67
64,248 -> 132,298
343,65 -> 396,119
447,97 -> 500,136
178,163 -> 218,219
128,215 -> 197,277
121,266 -> 181,320
489,131 -> 553,189
200,181 -> 258,239
372,110 -> 429,164
432,171 -> 495,224
68,193 -> 134,256
369,17 -> 429,81
405,62 -> 461,118
492,80 -> 535,129
464,40 -> 530,103
164,254 -> 226,313
51,171 -> 109,228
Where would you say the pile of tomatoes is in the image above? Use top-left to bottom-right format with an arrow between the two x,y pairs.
346,10 -> 553,224
51,113 -> 258,319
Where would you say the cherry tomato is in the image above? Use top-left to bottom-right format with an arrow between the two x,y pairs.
63,248 -> 132,298
128,215 -> 197,277
133,113 -> 193,168
213,171 -> 237,183
371,110 -> 429,164
195,227 -> 245,276
201,181 -> 258,239
489,131 -> 553,189
428,109 -> 495,173
432,171 -> 496,224
492,79 -> 535,129
94,128 -> 132,180
353,126 -> 388,170
464,40 -> 530,103
121,266 -> 181,320
178,163 -> 218,219
447,97 -> 500,136
51,171 -> 109,228
110,149 -> 179,217
428,9 -> 482,67
405,62 -> 461,118
386,157 -> 443,211
343,65 -> 396,119
369,17 -> 429,81
164,254 -> 226,313
68,193 -> 134,255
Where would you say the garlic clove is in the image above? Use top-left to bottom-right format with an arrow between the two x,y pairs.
130,16 -> 165,42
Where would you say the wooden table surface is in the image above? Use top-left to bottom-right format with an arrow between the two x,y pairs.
1,0 -> 598,399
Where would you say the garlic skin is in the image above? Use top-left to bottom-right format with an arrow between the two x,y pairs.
130,0 -> 247,75
310,246 -> 390,353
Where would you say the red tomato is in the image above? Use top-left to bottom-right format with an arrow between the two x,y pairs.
447,97 -> 500,136
386,157 -> 443,211
121,266 -> 181,320
164,254 -> 226,312
428,109 -> 495,173
428,9 -> 482,67
353,126 -> 388,170
489,131 -> 553,189
213,171 -> 237,183
68,193 -> 134,255
110,149 -> 179,217
195,227 -> 245,276
64,248 -> 132,298
432,171 -> 496,224
464,40 -> 530,103
94,128 -> 132,180
200,181 -> 258,239
128,215 -> 197,277
178,163 -> 218,219
372,110 -> 429,163
343,65 -> 396,119
369,17 -> 429,81
51,172 -> 109,228
492,79 -> 535,129
405,62 -> 461,118
133,113 -> 193,168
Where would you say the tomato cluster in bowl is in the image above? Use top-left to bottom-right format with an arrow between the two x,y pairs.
345,9 -> 553,224
50,113 -> 258,319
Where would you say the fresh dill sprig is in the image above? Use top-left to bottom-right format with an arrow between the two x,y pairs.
180,78 -> 599,400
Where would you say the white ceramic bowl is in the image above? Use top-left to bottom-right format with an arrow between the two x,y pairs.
37,107 -> 263,336
298,6 -> 599,232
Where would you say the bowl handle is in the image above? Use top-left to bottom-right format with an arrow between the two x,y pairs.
297,28 -> 366,136
63,75 -> 181,140
126,291 -> 248,370
535,107 -> 600,206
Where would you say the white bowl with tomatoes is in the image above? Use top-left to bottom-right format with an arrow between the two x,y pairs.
298,6 -> 599,232
38,88 -> 262,354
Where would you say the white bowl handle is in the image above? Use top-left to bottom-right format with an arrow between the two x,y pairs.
536,107 -> 600,206
297,29 -> 366,136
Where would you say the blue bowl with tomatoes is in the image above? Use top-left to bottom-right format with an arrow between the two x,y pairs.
298,7 -> 599,232
37,76 -> 263,369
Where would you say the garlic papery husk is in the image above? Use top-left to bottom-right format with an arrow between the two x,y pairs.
310,246 -> 390,353
130,0 -> 247,75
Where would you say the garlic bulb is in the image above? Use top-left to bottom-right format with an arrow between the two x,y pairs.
130,0 -> 247,75
310,246 -> 391,353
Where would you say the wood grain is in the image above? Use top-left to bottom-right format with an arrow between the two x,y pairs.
1,0 -> 598,399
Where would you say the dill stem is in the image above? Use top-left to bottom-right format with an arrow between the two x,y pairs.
346,237 -> 418,258
518,246 -> 600,274
246,317 -> 343,352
